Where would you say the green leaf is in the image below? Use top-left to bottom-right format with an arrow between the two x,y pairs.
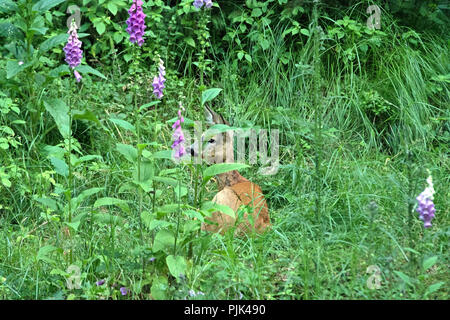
153,229 -> 175,252
151,276 -> 168,300
422,256 -> 438,271
49,64 -> 70,78
424,282 -> 445,298
94,197 -> 130,214
166,255 -> 187,279
92,213 -> 124,225
109,118 -> 135,132
72,109 -> 102,127
94,21 -> 106,35
34,197 -> 59,211
201,88 -> 222,106
50,157 -> 69,177
0,0 -> 18,13
251,8 -> 262,17
141,210 -> 153,229
203,163 -> 249,180
75,65 -> 107,79
300,28 -> 310,36
40,33 -> 68,53
202,201 -> 235,219
152,150 -> 172,160
71,187 -> 104,209
152,176 -> 178,187
237,52 -> 244,60
73,155 -> 102,167
43,98 -> 70,138
184,37 -> 195,47
149,220 -> 174,231
107,2 -> 118,15
37,245 -> 60,264
6,60 -> 28,79
116,143 -> 137,163
64,220 -> 81,232
245,54 -> 252,63
139,101 -> 161,112
32,0 -> 66,12
393,271 -> 415,287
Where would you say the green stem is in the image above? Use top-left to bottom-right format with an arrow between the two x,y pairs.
173,168 -> 182,256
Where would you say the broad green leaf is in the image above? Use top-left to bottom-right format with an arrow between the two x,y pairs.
92,213 -> 124,225
37,245 -> 60,264
49,64 -> 70,78
34,197 -> 59,211
6,60 -> 29,79
202,201 -> 235,219
50,157 -> 68,177
141,210 -> 153,229
300,28 -> 310,36
71,187 -> 104,209
139,101 -> 160,112
152,176 -> 178,187
94,197 -> 130,213
0,0 -> 18,13
40,33 -> 68,53
107,2 -> 118,15
153,229 -> 174,252
201,88 -> 222,106
64,220 -> 81,232
116,143 -> 137,163
109,118 -> 135,132
184,37 -> 195,47
149,220 -> 174,231
203,163 -> 249,180
43,98 -> 70,138
72,109 -> 102,127
75,65 -> 107,79
393,271 -> 415,287
151,276 -> 168,300
73,155 -> 102,167
32,0 -> 66,12
166,255 -> 187,279
424,282 -> 445,298
0,22 -> 21,38
95,21 -> 106,35
152,150 -> 172,160
422,256 -> 438,271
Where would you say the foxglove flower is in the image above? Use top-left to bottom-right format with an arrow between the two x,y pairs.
120,287 -> 128,295
96,279 -> 105,286
152,58 -> 166,99
172,103 -> 186,160
416,173 -> 436,228
126,0 -> 146,46
193,0 -> 213,9
63,20 -> 83,81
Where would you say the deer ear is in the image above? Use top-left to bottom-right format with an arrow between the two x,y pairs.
204,105 -> 230,126
204,105 -> 215,125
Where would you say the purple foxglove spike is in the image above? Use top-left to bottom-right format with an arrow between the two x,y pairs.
126,0 -> 146,46
416,173 -> 436,228
172,105 -> 186,160
193,0 -> 204,9
64,20 -> 83,70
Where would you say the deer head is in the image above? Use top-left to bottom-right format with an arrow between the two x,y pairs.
188,106 -> 234,164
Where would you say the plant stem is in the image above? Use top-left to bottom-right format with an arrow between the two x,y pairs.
173,168 -> 182,256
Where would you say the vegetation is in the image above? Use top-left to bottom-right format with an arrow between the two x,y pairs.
0,0 -> 448,300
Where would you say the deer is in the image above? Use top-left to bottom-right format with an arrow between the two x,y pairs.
188,106 -> 271,236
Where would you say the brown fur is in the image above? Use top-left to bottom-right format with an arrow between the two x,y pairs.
192,106 -> 271,235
